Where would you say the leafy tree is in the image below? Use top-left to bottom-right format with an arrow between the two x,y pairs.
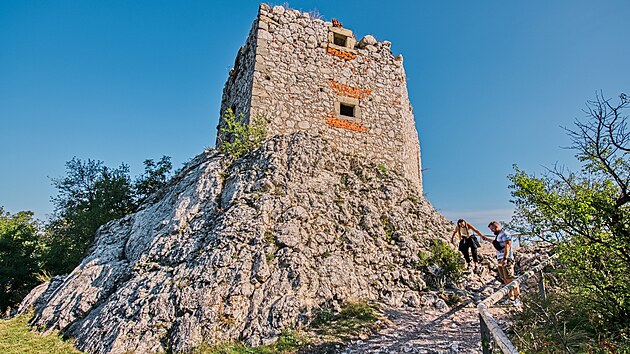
219,108 -> 267,160
45,158 -> 136,275
0,155 -> 175,310
509,92 -> 630,349
134,156 -> 173,203
0,208 -> 43,313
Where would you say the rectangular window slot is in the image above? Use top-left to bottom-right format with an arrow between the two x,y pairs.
333,33 -> 347,47
340,103 -> 355,117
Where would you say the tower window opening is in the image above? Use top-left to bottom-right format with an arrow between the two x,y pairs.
333,33 -> 347,47
340,103 -> 355,117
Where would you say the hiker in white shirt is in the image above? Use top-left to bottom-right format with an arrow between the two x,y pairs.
481,221 -> 521,305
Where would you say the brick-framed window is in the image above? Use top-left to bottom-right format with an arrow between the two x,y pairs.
335,97 -> 361,120
328,26 -> 357,53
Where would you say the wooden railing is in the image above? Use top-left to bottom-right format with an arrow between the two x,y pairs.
477,255 -> 557,353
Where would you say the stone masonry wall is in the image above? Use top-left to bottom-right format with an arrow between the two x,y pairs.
219,4 -> 423,192
217,20 -> 258,145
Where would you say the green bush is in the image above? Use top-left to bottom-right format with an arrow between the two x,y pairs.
417,239 -> 465,286
0,210 -> 44,313
219,109 -> 266,160
311,301 -> 380,341
336,302 -> 379,323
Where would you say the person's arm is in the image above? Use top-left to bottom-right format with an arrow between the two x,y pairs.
473,224 -> 491,242
502,240 -> 512,265
451,226 -> 459,244
469,224 -> 484,237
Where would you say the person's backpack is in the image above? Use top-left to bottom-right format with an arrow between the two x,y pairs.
472,235 -> 481,248
492,237 -> 504,251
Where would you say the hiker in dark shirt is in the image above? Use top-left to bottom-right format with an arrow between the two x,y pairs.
451,219 -> 483,271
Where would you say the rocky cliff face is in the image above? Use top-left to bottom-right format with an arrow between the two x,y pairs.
20,133 -> 452,354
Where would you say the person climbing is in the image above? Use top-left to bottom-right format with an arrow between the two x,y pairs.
450,219 -> 483,272
482,221 -> 521,305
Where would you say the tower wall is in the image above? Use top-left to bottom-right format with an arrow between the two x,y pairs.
219,4 -> 423,192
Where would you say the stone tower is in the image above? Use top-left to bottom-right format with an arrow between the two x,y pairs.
218,4 -> 423,192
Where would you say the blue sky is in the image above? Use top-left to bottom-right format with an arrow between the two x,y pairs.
1,0 -> 628,229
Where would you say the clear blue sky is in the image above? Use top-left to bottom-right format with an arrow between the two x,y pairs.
1,0 -> 628,229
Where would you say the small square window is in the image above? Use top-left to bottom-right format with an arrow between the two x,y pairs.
333,33 -> 347,47
340,103 -> 355,117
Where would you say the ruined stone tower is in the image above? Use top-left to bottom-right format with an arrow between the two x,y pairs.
218,4 -> 423,192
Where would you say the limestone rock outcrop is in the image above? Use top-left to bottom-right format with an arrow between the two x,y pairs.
20,133 -> 451,353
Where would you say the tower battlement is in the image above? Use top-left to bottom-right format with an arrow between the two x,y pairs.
218,4 -> 423,192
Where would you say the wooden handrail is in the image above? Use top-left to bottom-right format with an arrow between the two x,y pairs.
477,254 -> 557,353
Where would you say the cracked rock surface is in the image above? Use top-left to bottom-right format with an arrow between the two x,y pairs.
20,133 -> 452,354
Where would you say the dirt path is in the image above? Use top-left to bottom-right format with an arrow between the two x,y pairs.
336,245 -> 549,354
340,300 -> 482,354
340,262 -> 516,353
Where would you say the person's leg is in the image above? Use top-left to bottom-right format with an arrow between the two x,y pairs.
497,264 -> 515,299
505,258 -> 519,299
461,240 -> 471,267
505,276 -> 516,299
507,279 -> 520,301
459,239 -> 470,268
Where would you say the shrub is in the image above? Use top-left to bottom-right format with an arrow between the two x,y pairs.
219,109 -> 267,160
417,239 -> 465,286
311,301 -> 380,340
376,163 -> 387,176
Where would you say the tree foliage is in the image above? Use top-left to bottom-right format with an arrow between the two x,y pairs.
0,155 -> 174,312
219,108 -> 267,160
45,156 -> 173,275
45,158 -> 136,274
0,209 -> 43,313
134,156 -> 173,204
509,92 -> 630,348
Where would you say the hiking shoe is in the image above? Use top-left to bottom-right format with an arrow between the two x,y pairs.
513,299 -> 522,306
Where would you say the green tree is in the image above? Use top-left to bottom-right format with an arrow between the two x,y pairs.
134,156 -> 173,204
0,208 -> 43,312
509,93 -> 630,350
218,108 -> 267,160
45,158 -> 136,275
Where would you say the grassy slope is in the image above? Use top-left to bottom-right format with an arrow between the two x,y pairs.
0,314 -> 82,354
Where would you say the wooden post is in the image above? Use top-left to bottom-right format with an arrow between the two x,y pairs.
538,269 -> 547,302
480,314 -> 492,354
